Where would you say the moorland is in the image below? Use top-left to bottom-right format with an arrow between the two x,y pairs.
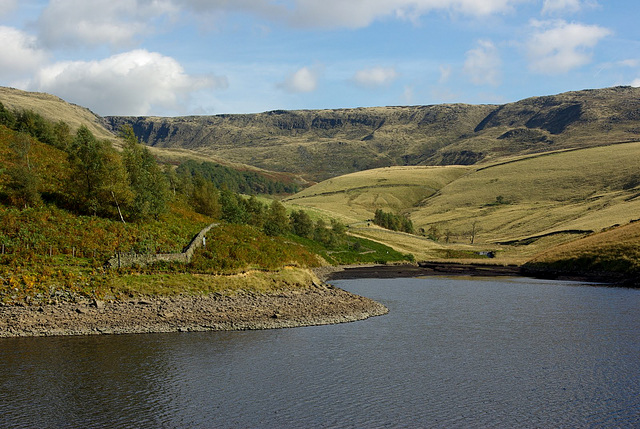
1,84 -> 639,334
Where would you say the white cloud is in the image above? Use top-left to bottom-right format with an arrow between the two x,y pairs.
526,20 -> 611,74
0,26 -> 48,81
279,66 -> 320,93
464,40 -> 502,86
632,78 -> 640,88
290,0 -> 527,28
28,50 -> 226,116
179,0 -> 525,29
37,0 -> 177,48
0,0 -> 17,16
619,59 -> 639,68
439,65 -> 452,84
353,67 -> 398,88
541,0 -> 582,14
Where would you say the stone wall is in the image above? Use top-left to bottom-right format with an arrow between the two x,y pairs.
106,223 -> 218,269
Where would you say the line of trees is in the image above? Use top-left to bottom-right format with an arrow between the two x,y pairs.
176,159 -> 299,195
373,208 -> 414,234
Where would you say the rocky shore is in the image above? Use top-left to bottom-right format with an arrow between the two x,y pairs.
0,282 -> 388,338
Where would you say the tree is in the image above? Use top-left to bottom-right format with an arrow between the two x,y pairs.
121,126 -> 169,220
6,133 -> 41,208
244,195 -> 266,227
263,200 -> 289,236
67,125 -> 131,217
220,187 -> 248,224
0,102 -> 16,128
290,209 -> 314,238
191,174 -> 221,217
313,218 -> 335,246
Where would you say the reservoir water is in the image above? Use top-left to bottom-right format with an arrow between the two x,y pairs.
1,276 -> 639,428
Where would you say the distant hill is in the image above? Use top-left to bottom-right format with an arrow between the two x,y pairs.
0,86 -> 117,145
0,86 -> 310,188
106,86 -> 640,181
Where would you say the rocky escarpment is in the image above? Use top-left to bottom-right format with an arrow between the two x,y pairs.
106,86 -> 640,181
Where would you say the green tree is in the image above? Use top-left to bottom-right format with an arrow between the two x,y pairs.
121,126 -> 169,219
290,209 -> 314,238
244,195 -> 266,227
6,133 -> 41,208
263,200 -> 289,236
313,218 -> 334,246
0,102 -> 16,128
220,187 -> 248,224
191,174 -> 221,217
67,125 -> 131,217
52,120 -> 72,151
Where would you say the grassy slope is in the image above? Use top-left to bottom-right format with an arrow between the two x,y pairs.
285,142 -> 640,264
0,87 -> 310,186
412,142 -> 640,241
524,221 -> 640,283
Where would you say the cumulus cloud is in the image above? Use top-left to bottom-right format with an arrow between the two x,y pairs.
632,78 -> 640,87
541,0 -> 583,14
526,20 -> 611,74
28,50 -> 226,116
0,26 -> 48,81
279,66 -> 321,93
0,0 -> 17,16
179,0 -> 524,29
353,67 -> 398,88
37,0 -> 177,48
464,40 -> 502,86
287,0 -> 527,28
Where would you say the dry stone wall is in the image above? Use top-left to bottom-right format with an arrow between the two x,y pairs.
106,223 -> 218,269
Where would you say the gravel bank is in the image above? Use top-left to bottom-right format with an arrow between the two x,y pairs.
0,283 -> 388,338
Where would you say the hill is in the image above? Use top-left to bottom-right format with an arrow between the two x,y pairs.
0,86 -> 310,188
286,142 -> 640,264
107,86 -> 640,181
0,87 -> 117,145
523,221 -> 640,285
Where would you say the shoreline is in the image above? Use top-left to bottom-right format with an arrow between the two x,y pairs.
2,262 -> 629,338
0,282 -> 388,338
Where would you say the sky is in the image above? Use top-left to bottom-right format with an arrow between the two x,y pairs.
0,0 -> 638,117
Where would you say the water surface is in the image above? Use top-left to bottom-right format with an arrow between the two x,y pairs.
1,276 -> 639,428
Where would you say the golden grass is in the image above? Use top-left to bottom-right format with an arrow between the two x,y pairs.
529,221 -> 640,268
286,142 -> 640,263
284,165 -> 469,223
106,267 -> 320,298
0,87 -> 119,145
411,142 -> 640,242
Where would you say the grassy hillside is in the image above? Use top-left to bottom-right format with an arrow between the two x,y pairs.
284,166 -> 469,224
0,122 -> 412,305
108,86 -> 640,181
0,87 -> 310,187
0,87 -> 118,145
523,221 -> 640,284
285,141 -> 640,264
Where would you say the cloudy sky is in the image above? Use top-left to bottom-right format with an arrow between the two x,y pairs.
1,0 -> 638,116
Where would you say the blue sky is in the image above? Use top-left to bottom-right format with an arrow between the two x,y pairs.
0,0 -> 638,116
